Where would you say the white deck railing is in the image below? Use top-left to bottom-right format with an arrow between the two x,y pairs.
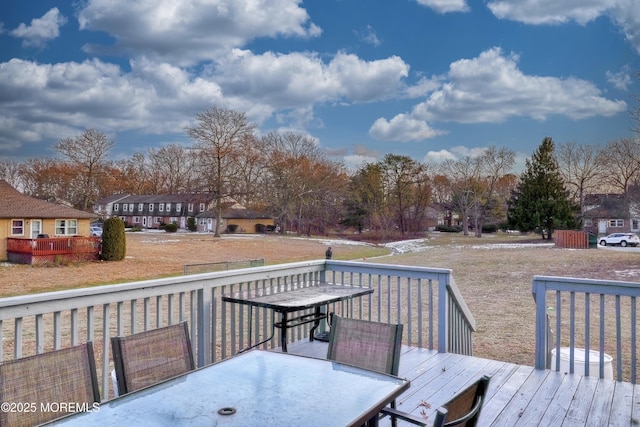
532,275 -> 639,383
0,260 -> 475,400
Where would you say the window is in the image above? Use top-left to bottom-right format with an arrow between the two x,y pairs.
632,219 -> 639,230
149,204 -> 154,212
199,203 -> 205,212
129,204 -> 134,212
114,204 -> 119,211
176,203 -> 182,212
159,203 -> 164,212
165,203 -> 171,212
188,203 -> 194,212
154,217 -> 161,224
138,203 -> 144,211
123,204 -> 128,212
584,219 -> 593,227
170,217 -> 178,224
133,216 -> 140,224
609,219 -> 623,227
55,219 -> 78,235
11,219 -> 24,236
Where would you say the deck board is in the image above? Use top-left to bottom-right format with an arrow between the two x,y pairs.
281,340 -> 637,426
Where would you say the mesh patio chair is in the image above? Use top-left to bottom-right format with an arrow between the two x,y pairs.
380,375 -> 491,427
0,342 -> 100,427
327,315 -> 403,375
111,321 -> 195,395
327,315 -> 404,426
432,375 -> 491,427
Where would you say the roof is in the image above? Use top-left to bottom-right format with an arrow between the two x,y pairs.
114,193 -> 215,204
197,208 -> 273,220
0,180 -> 96,219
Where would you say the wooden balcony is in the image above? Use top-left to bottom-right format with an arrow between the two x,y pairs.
0,261 -> 637,425
6,236 -> 101,265
285,339 -> 639,426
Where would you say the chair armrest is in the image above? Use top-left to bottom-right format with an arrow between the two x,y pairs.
380,407 -> 429,426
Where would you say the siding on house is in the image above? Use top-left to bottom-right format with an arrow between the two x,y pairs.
106,193 -> 216,230
197,209 -> 276,233
0,180 -> 97,261
582,193 -> 640,235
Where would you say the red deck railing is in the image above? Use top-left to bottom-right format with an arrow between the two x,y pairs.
7,237 -> 101,264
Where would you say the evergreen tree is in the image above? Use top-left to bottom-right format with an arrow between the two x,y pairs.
101,217 -> 126,261
508,137 -> 580,240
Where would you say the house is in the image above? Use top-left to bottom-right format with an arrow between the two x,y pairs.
106,193 -> 216,230
93,193 -> 129,220
196,208 -> 276,233
582,192 -> 640,235
0,180 -> 97,262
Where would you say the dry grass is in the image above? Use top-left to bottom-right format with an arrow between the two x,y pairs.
1,231 -> 638,368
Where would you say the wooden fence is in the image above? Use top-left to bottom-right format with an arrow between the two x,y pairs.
554,230 -> 591,249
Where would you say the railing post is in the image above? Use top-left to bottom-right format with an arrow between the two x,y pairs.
197,286 -> 212,367
437,273 -> 449,353
532,277 -> 548,370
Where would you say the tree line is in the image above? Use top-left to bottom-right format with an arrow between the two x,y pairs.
1,106 -> 639,238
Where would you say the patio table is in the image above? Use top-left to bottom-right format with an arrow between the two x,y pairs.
45,350 -> 409,427
222,282 -> 374,352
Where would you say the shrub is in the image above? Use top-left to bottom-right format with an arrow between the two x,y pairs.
227,224 -> 238,233
187,217 -> 197,232
101,218 -> 126,261
436,225 -> 462,233
165,223 -> 178,232
482,224 -> 498,233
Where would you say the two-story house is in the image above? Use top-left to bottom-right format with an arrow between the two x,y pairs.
101,193 -> 216,230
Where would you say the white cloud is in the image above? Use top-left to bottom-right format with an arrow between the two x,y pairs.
609,0 -> 640,55
213,49 -> 409,106
368,47 -> 626,143
486,0 -> 640,54
413,47 -> 626,123
606,66 -> 632,91
0,47 -> 411,151
78,0 -> 321,66
10,8 -> 67,48
486,0 -> 612,25
416,0 -> 470,14
356,25 -> 381,47
423,149 -> 457,163
369,114 -> 445,142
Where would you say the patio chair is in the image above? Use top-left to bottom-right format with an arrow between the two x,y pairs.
0,342 -> 100,427
327,315 -> 403,375
327,315 -> 405,426
432,375 -> 491,427
380,375 -> 491,427
111,321 -> 195,395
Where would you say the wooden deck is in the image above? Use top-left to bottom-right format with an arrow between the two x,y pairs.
283,340 -> 640,426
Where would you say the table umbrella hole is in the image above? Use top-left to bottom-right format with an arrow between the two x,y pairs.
218,407 -> 237,416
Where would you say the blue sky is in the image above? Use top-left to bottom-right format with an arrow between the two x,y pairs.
1,0 -> 639,171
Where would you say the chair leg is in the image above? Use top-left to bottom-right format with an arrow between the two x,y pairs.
391,399 -> 397,427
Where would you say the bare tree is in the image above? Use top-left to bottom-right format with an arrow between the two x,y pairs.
185,106 -> 256,237
0,160 -> 23,190
597,138 -> 640,194
52,129 -> 115,210
557,141 -> 604,215
475,146 -> 515,236
439,156 -> 482,236
147,144 -> 197,193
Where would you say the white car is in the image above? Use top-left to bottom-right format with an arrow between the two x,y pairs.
599,233 -> 640,247
90,225 -> 103,237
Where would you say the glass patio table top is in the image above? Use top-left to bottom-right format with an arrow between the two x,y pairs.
46,350 -> 409,427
